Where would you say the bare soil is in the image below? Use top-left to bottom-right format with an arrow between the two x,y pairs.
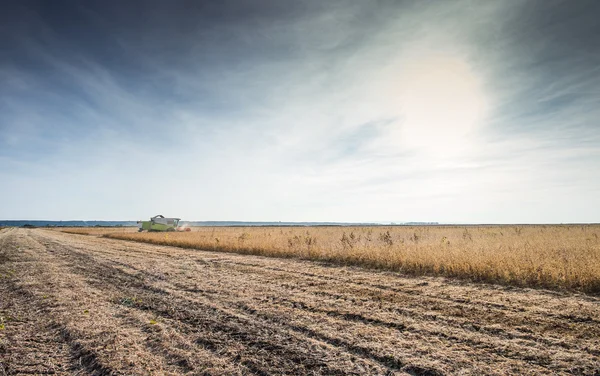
1,228 -> 599,375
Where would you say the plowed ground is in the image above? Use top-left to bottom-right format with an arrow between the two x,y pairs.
0,228 -> 599,375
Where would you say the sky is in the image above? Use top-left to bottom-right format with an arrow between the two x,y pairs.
1,0 -> 599,223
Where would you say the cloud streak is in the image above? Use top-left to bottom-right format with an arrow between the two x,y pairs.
1,0 -> 599,222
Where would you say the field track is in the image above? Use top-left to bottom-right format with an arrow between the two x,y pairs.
1,228 -> 599,375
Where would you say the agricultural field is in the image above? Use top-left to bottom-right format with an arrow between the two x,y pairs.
56,226 -> 138,236
1,227 -> 599,375
96,225 -> 600,294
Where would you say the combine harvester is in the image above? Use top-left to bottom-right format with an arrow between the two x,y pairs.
137,215 -> 191,232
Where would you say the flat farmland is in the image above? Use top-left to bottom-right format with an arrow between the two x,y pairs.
1,227 -> 599,375
103,225 -> 600,293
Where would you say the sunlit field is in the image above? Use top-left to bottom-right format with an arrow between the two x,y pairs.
5,227 -> 600,374
59,225 -> 600,294
57,227 -> 137,236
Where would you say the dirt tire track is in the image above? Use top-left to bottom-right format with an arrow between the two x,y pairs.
31,234 -> 390,375
29,235 -> 454,374
35,231 -> 597,372
1,229 -> 251,376
0,228 -> 78,375
69,240 -> 597,370
3,228 -> 600,375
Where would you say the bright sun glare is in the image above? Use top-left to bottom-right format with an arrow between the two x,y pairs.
398,55 -> 488,156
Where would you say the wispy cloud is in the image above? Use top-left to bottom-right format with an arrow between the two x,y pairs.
1,0 -> 599,222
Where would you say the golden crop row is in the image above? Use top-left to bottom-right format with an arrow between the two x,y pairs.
86,225 -> 600,294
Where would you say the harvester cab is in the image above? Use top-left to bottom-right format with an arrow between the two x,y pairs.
138,215 -> 181,232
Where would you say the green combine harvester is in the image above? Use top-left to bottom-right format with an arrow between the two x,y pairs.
137,215 -> 190,232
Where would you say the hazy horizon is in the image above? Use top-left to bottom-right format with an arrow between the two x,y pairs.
2,219 -> 599,226
2,1 -> 599,223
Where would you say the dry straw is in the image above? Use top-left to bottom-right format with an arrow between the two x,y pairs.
71,225 -> 600,294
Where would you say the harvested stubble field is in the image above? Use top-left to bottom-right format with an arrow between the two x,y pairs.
1,228 -> 599,375
100,225 -> 600,294
57,227 -> 137,236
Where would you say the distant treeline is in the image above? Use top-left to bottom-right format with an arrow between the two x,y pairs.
0,220 -> 440,227
0,221 -> 138,227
